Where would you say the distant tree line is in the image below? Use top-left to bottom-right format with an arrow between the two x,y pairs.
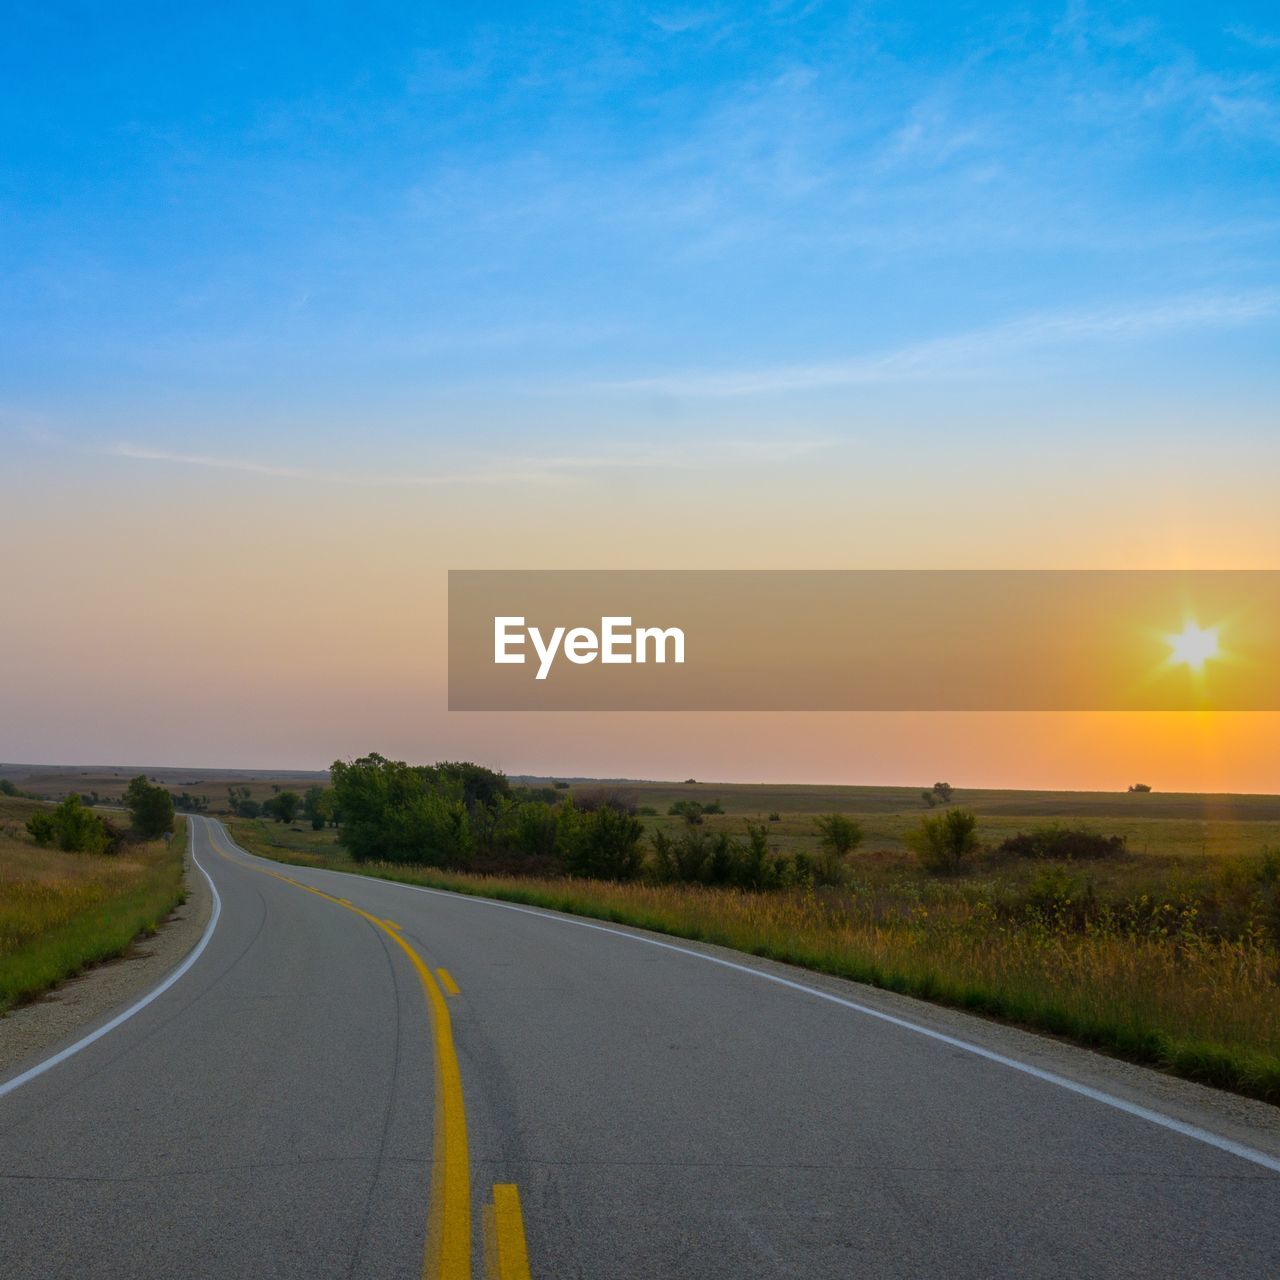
319,753 -> 867,888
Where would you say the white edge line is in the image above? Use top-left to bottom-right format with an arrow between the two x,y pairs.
0,817 -> 223,1099
212,821 -> 1280,1176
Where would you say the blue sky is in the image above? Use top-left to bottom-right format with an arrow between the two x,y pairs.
3,1 -> 1279,477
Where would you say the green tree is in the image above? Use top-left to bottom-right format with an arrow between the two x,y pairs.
815,814 -> 863,857
26,810 -> 56,846
668,799 -> 705,825
329,754 -> 473,867
267,791 -> 302,824
125,775 -> 175,839
561,804 -> 645,880
907,807 -> 979,875
814,813 -> 863,884
303,786 -> 332,830
27,795 -> 111,853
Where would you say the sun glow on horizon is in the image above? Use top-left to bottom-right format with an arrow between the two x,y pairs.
1167,621 -> 1221,673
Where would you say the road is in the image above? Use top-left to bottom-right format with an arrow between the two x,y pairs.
1,815 -> 1278,1278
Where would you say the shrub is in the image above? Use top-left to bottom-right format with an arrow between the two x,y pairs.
265,791 -> 302,824
907,807 -> 978,875
26,811 -> 56,846
816,814 -> 862,857
26,795 -> 114,854
490,800 -> 561,872
331,753 -> 473,867
998,825 -> 1126,862
561,804 -> 645,880
124,776 -> 175,839
668,800 -> 705,825
574,786 -> 638,814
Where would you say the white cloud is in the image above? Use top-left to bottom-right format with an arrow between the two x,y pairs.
600,291 -> 1280,397
107,436 -> 829,486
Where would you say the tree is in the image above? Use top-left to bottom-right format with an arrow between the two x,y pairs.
907,807 -> 978,875
329,754 -> 473,866
812,814 -> 862,886
560,804 -> 645,880
668,800 -> 704,825
303,786 -> 332,830
921,790 -> 937,808
266,791 -> 302,824
815,814 -> 863,857
125,775 -> 175,839
932,782 -> 954,803
27,794 -> 113,853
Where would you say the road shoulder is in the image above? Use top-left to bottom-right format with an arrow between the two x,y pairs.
0,832 -> 214,1080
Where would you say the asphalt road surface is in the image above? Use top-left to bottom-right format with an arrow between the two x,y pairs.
1,816 -> 1278,1278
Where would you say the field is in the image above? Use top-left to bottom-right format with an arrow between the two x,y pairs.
0,763 -> 326,809
0,795 -> 187,1012
229,775 -> 1280,1103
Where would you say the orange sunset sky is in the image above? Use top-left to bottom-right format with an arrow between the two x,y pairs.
4,6 -> 1279,791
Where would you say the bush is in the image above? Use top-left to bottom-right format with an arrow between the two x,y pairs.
573,786 -> 638,814
125,776 -> 175,839
26,811 -> 56,846
907,808 -> 978,875
265,791 -> 302,824
331,754 -> 473,867
998,825 -> 1126,862
489,800 -> 561,873
561,804 -> 645,880
668,800 -> 704,825
26,795 -> 115,854
816,814 -> 862,856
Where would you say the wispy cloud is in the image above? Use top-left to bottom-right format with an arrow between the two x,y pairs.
601,291 -> 1280,396
107,437 -> 829,485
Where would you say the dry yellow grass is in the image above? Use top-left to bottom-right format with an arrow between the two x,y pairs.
0,797 -> 186,1010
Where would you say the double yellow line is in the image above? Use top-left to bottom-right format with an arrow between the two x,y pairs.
205,823 -> 531,1279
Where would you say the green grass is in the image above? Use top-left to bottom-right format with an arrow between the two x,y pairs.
232,814 -> 1280,1104
0,797 -> 188,1013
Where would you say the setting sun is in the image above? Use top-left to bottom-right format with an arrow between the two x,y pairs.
1167,621 -> 1220,672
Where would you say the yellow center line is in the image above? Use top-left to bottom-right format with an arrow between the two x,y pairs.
437,968 -> 462,997
205,826 -> 472,1279
483,1184 -> 533,1280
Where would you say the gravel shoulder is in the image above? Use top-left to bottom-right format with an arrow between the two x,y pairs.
0,837 -> 214,1080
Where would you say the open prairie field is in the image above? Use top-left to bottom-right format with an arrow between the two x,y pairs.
532,777 -> 1280,863
0,795 -> 187,1011
0,763 -> 327,809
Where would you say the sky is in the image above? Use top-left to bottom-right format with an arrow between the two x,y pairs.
3,2 -> 1279,790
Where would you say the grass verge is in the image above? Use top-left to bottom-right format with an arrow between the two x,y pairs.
231,817 -> 1280,1105
0,801 -> 188,1013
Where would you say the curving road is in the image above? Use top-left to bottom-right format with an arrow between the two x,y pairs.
1,815 -> 1278,1278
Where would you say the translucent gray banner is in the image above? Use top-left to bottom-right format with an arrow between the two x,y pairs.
448,570 -> 1280,711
